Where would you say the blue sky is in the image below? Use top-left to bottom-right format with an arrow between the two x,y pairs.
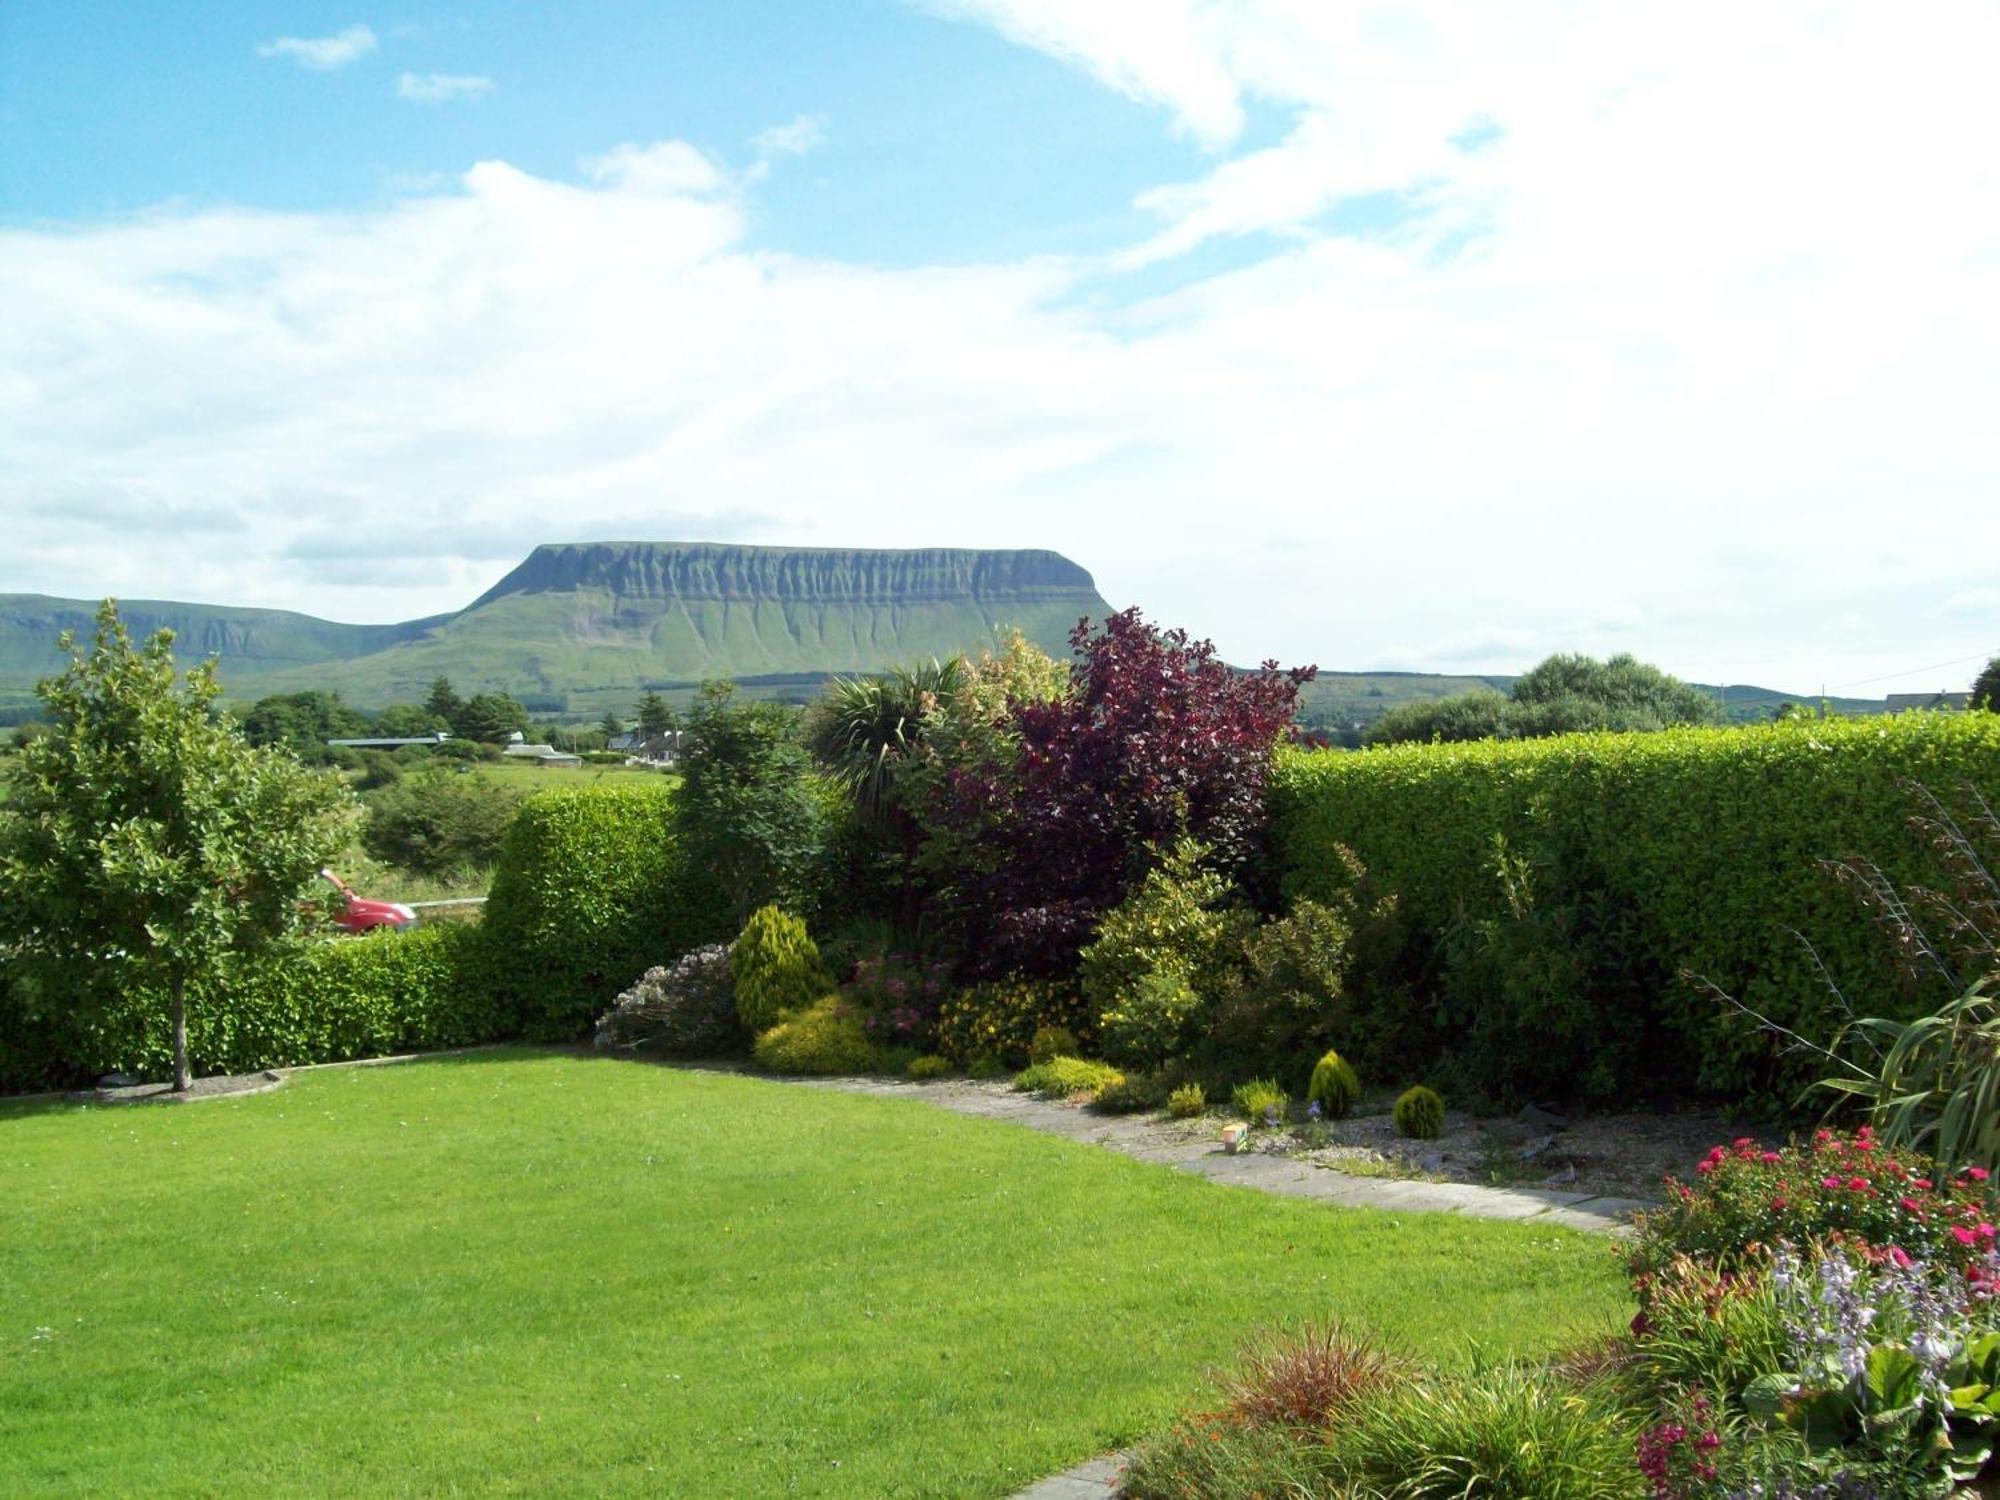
2,1 -> 1998,694
1,1 -> 1288,263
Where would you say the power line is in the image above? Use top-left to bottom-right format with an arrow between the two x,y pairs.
1828,645 -> 2000,692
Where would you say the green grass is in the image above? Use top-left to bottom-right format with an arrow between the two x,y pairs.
0,1051 -> 1627,1497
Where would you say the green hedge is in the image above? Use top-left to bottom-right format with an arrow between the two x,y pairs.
0,923 -> 501,1093
1267,714 -> 2000,1106
483,782 -> 733,1039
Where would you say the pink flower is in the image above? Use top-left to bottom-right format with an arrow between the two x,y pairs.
1915,1178 -> 1933,1190
1770,1197 -> 1788,1212
1822,1176 -> 1842,1190
1760,1152 -> 1782,1164
1966,1167 -> 1991,1183
1697,1160 -> 1715,1175
1847,1176 -> 1870,1193
1901,1197 -> 1923,1214
1952,1226 -> 1978,1246
1889,1246 -> 1913,1268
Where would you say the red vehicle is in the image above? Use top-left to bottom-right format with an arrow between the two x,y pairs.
319,869 -> 417,935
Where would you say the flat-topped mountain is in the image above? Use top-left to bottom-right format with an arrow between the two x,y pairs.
0,542 -> 1115,715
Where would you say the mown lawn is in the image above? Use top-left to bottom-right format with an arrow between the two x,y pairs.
0,1052 -> 1626,1497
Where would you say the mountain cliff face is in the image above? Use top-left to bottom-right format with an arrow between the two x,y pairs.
469,542 -> 1099,609
0,543 -> 1114,714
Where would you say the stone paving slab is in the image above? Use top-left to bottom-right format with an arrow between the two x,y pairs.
1010,1453 -> 1126,1499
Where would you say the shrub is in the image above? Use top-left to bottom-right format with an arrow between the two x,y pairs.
1095,965 -> 1206,1075
846,949 -> 951,1054
1307,1049 -> 1360,1119
1013,1056 -> 1124,1100
593,945 -> 743,1056
1327,1362 -> 1641,1499
1080,839 -> 1253,1069
936,976 -> 1092,1068
751,996 -> 879,1075
933,609 -> 1312,974
730,906 -> 832,1033
0,924 -> 501,1091
362,767 -> 525,876
483,782 -> 729,1039
1123,1417 -> 1339,1500
1625,1128 -> 1999,1283
674,681 -> 828,921
1201,894 -> 1366,1085
1167,1082 -> 1207,1118
1231,1077 -> 1289,1124
1267,713 -> 2000,1104
1393,1084 -> 1446,1140
906,1053 -> 951,1080
1028,1024 -> 1079,1064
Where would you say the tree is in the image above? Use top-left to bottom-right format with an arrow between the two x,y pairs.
239,690 -> 371,762
599,711 -> 626,742
425,677 -> 462,725
673,681 -> 826,920
372,702 -> 449,738
636,693 -> 675,738
454,692 -> 529,743
1974,657 -> 2000,712
1365,652 -> 1723,746
362,767 -> 525,876
0,602 -> 355,1090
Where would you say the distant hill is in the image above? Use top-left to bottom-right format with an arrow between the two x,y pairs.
0,543 -> 1113,717
0,541 -> 1891,723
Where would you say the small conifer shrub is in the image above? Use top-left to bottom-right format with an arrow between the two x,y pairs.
1393,1084 -> 1446,1140
906,1053 -> 951,1080
1231,1078 -> 1289,1123
1167,1082 -> 1207,1119
730,905 -> 831,1032
1307,1049 -> 1361,1119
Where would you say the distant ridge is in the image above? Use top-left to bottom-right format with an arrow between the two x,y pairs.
0,541 -> 1892,723
0,542 -> 1114,716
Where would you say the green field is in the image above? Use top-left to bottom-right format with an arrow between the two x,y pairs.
0,1053 -> 1625,1497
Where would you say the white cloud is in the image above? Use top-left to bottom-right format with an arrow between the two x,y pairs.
584,140 -> 726,197
396,72 -> 495,104
257,23 -> 378,70
8,3 -> 2000,694
752,114 -> 826,159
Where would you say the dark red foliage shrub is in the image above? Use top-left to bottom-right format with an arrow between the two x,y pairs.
975,609 -> 1314,972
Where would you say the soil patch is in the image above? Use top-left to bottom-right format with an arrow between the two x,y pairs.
71,1069 -> 287,1105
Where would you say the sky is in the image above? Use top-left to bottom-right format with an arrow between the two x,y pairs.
3,1 -> 1999,695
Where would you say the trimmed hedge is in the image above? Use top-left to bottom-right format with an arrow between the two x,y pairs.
1267,714 -> 2000,1105
483,782 -> 734,1039
0,923 -> 500,1093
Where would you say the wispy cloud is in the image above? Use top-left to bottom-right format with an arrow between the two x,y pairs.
753,114 -> 826,159
396,72 -> 495,104
257,24 -> 378,71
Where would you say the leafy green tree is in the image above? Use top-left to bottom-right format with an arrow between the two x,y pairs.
424,676 -> 462,725
599,711 -> 625,741
674,681 -> 826,921
636,693 -> 675,738
240,690 -> 371,761
1974,656 -> 2000,711
372,702 -> 448,738
0,602 -> 355,1090
806,657 -> 964,823
453,692 -> 529,743
1365,653 -> 1722,746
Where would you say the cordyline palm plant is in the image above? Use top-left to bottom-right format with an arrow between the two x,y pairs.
805,657 -> 964,823
1814,781 -> 2000,1187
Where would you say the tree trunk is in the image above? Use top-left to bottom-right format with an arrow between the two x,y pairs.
171,971 -> 191,1093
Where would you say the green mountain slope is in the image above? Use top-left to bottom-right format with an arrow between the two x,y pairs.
0,543 -> 1113,715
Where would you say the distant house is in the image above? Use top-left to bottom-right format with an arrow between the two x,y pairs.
1886,691 -> 1971,713
608,729 -> 682,764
